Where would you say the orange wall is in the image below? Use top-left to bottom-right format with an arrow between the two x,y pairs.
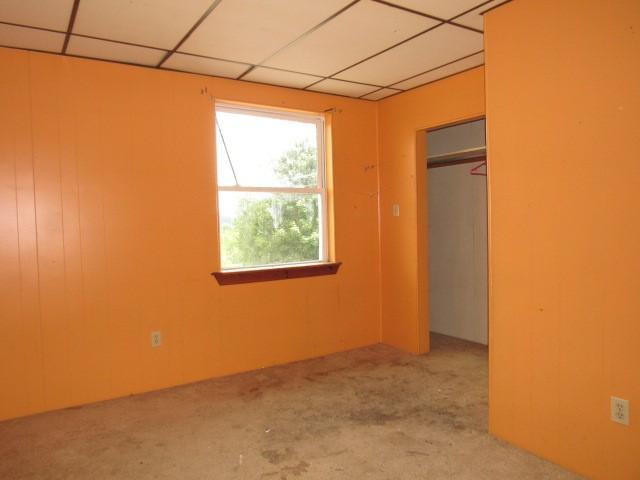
485,1 -> 639,478
377,67 -> 486,353
0,48 -> 381,421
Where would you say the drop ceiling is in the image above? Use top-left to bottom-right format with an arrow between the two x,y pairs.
0,0 -> 509,100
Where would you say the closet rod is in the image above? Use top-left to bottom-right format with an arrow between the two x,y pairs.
427,155 -> 486,169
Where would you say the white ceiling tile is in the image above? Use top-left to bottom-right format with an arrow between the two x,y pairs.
361,88 -> 402,101
162,53 -> 249,79
243,67 -> 322,89
0,0 -> 74,30
67,36 -> 166,66
179,0 -> 353,64
308,79 -> 378,98
73,0 -> 212,49
454,0 -> 510,30
387,0 -> 486,19
391,52 -> 484,90
335,24 -> 482,86
263,0 -> 437,77
0,23 -> 65,52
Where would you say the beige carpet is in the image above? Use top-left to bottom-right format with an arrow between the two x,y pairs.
0,334 -> 581,479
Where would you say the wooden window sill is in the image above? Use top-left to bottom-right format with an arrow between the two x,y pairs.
212,262 -> 342,285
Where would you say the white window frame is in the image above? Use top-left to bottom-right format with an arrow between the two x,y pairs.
216,102 -> 329,270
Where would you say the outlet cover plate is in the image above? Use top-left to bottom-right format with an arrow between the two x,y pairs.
151,331 -> 162,348
611,396 -> 629,425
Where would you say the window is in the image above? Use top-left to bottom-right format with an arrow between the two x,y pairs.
215,103 -> 328,271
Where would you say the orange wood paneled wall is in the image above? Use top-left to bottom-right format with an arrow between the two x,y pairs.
0,48 -> 381,421
377,67 -> 486,353
485,1 -> 639,478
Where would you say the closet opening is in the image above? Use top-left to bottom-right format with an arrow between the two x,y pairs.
426,118 -> 488,346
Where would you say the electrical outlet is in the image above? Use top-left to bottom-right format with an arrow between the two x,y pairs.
151,331 -> 162,348
611,396 -> 629,425
392,204 -> 400,217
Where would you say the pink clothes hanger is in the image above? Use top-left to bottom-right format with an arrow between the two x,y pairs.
470,160 -> 487,176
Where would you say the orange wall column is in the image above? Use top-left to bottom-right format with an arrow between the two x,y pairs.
377,68 -> 486,353
485,1 -> 640,478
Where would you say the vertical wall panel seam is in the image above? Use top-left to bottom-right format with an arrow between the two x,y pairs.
98,97 -> 113,394
70,62 -> 87,390
160,79 -> 174,384
26,53 -> 46,409
55,58 -> 69,355
375,102 -> 383,343
11,61 -> 25,411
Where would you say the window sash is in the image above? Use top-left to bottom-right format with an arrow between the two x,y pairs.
215,103 -> 329,269
216,103 -> 325,190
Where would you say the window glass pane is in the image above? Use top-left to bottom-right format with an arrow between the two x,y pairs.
216,110 -> 319,188
219,191 -> 322,269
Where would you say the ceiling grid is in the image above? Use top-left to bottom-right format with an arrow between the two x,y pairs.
0,0 -> 511,100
